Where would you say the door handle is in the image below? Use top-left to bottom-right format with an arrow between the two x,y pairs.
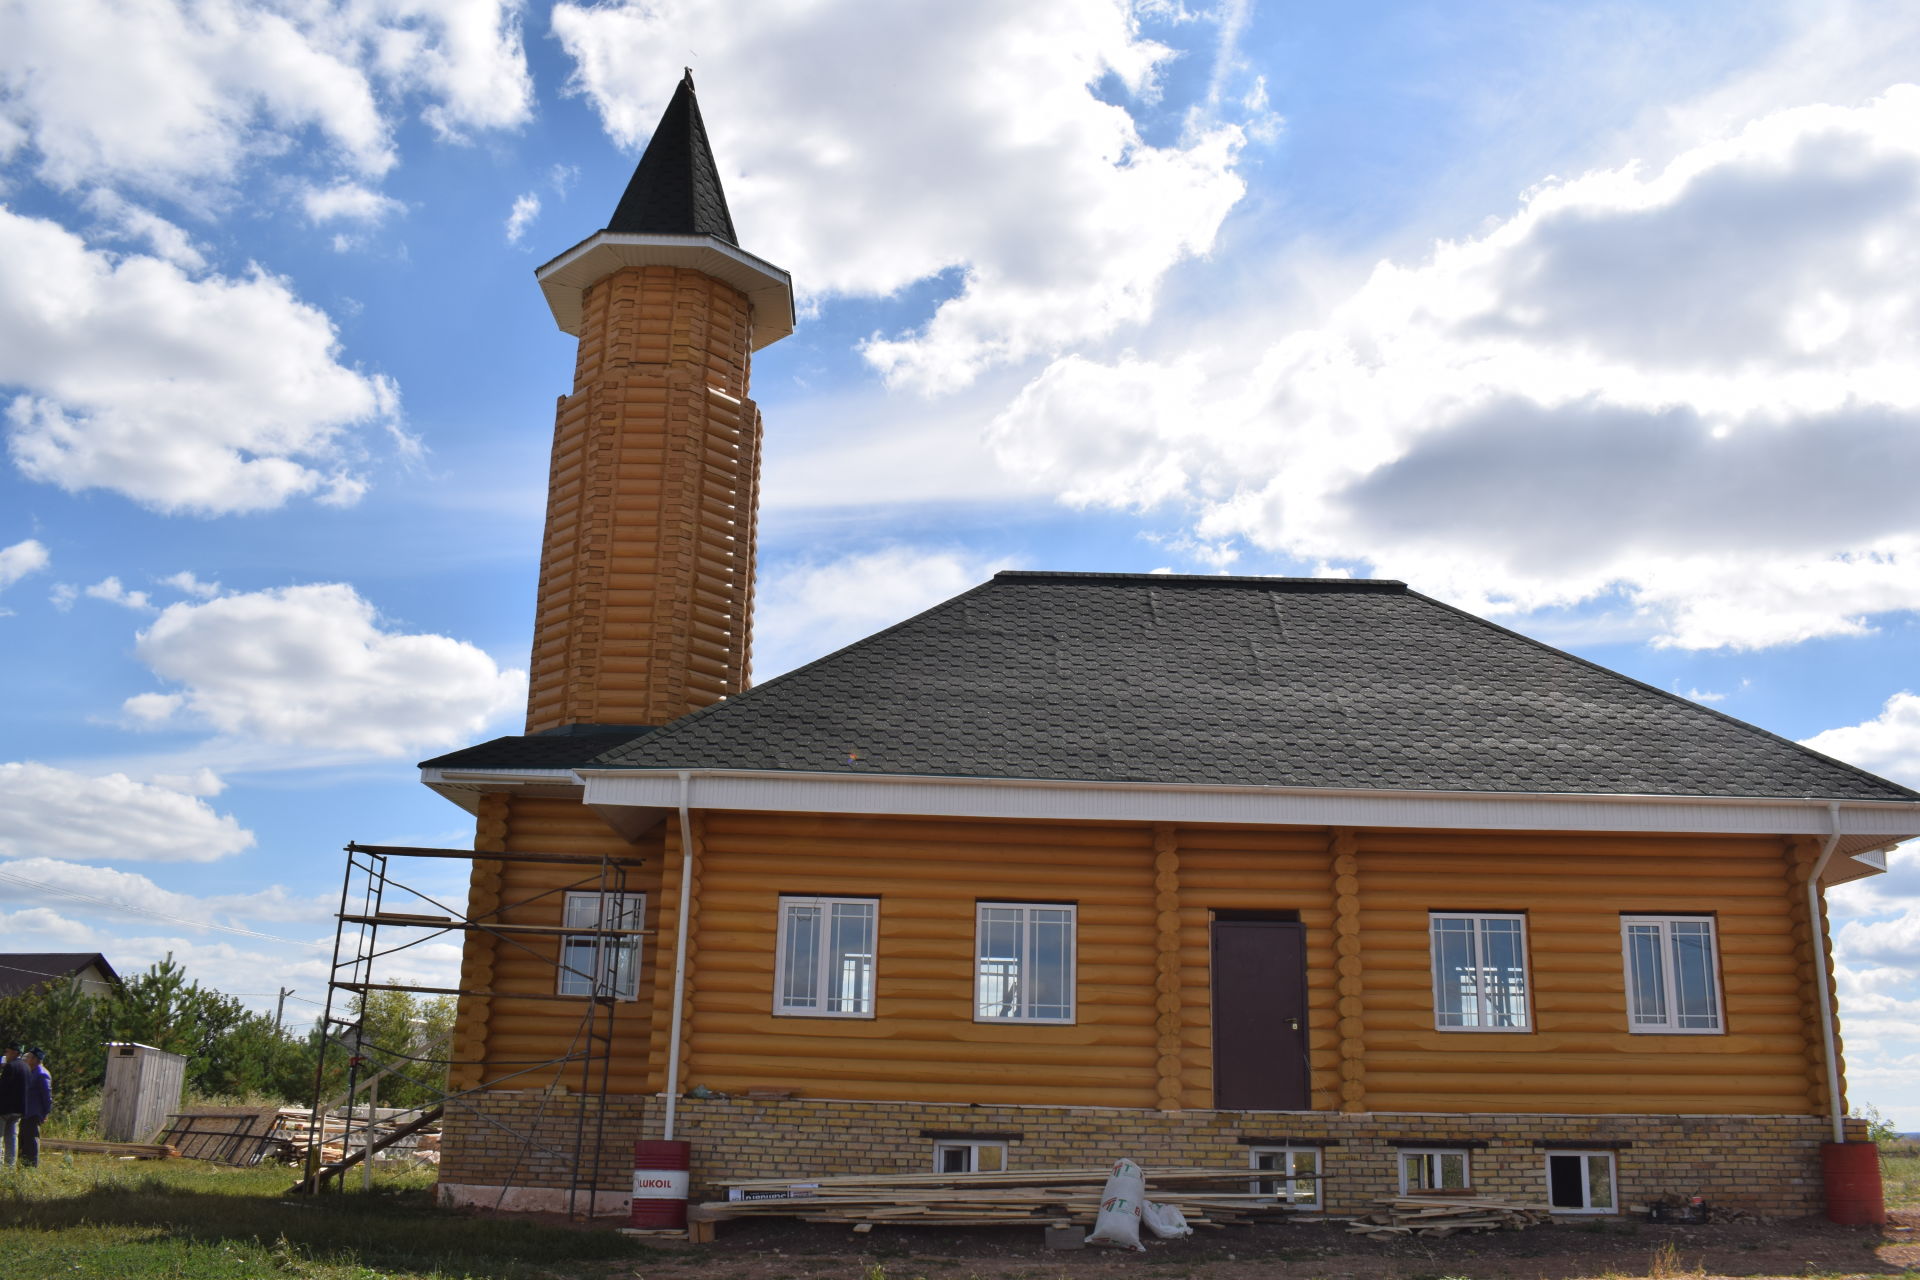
1286,1017 -> 1300,1031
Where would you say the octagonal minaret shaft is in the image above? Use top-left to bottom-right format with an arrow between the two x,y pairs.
524,71 -> 794,733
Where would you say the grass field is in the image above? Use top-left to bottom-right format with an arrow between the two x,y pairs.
0,1155 -> 647,1279
1887,1152 -> 1920,1209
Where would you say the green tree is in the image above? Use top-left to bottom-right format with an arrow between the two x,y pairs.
0,976 -> 111,1090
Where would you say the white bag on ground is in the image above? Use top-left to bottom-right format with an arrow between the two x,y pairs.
1085,1157 -> 1147,1251
1141,1198 -> 1193,1239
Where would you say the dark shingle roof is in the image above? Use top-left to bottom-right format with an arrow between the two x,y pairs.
0,953 -> 119,1000
606,70 -> 738,245
420,727 -> 654,772
590,571 -> 1917,802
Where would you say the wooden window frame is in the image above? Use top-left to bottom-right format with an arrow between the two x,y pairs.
932,1139 -> 1008,1173
773,895 -> 879,1019
1621,914 -> 1724,1034
1247,1145 -> 1321,1208
1428,911 -> 1532,1032
1545,1150 -> 1618,1213
556,890 -> 645,1001
1398,1147 -> 1472,1196
973,901 -> 1077,1025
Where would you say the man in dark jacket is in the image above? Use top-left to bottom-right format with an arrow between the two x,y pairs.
19,1048 -> 50,1168
0,1043 -> 23,1166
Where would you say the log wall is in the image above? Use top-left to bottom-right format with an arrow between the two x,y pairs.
449,802 -> 1838,1117
524,264 -> 762,732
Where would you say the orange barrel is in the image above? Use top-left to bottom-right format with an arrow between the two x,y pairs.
1820,1140 -> 1886,1225
631,1140 -> 692,1229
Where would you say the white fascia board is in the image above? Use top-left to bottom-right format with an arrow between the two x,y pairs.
419,766 -> 581,815
575,768 -> 1919,853
535,232 -> 794,349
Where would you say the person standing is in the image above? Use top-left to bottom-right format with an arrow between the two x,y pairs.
18,1048 -> 50,1168
0,1043 -> 24,1165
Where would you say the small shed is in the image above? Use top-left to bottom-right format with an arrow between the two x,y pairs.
101,1042 -> 187,1143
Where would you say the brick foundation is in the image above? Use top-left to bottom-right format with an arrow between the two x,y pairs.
439,1090 -> 1864,1218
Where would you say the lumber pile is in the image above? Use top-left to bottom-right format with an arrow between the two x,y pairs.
691,1166 -> 1309,1232
278,1105 -> 440,1166
1345,1197 -> 1550,1238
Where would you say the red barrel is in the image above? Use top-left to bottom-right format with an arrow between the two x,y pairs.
1821,1140 -> 1886,1225
631,1140 -> 692,1229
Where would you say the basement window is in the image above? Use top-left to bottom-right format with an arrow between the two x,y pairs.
1547,1151 -> 1617,1213
1399,1148 -> 1471,1195
975,902 -> 1076,1023
557,891 -> 645,1000
933,1140 -> 1008,1174
1429,912 -> 1531,1031
1248,1146 -> 1321,1208
1622,915 -> 1723,1033
775,896 -> 878,1017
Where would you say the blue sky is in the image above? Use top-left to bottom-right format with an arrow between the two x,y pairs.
2,0 -> 1918,1124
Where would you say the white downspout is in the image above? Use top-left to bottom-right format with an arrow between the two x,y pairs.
663,770 -> 696,1142
1806,800 -> 1846,1145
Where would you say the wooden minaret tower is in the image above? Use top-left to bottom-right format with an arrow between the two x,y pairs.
525,72 -> 793,733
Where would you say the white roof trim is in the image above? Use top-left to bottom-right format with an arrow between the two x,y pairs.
535,231 -> 794,349
420,766 -> 581,815
574,767 -> 1913,873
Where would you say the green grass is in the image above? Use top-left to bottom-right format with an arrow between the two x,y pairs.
1884,1152 -> 1920,1209
0,1155 -> 648,1279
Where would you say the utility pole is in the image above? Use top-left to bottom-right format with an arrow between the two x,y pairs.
275,987 -> 293,1035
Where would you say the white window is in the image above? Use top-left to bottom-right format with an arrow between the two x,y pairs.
975,903 -> 1076,1023
1429,912 -> 1531,1031
1622,915 -> 1723,1033
775,896 -> 877,1017
1546,1151 -> 1617,1212
1248,1146 -> 1320,1208
1399,1148 -> 1471,1195
933,1140 -> 1007,1174
557,892 -> 645,1000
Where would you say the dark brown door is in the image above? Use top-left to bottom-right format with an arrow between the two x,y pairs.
1212,919 -> 1310,1110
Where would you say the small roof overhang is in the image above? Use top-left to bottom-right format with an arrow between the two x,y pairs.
535,231 -> 794,350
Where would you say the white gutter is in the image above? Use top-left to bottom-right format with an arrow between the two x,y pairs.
662,770 -> 696,1141
1807,800 -> 1847,1145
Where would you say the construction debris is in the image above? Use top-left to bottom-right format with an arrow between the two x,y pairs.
1344,1196 -> 1550,1238
690,1166 -> 1313,1235
41,1137 -> 178,1159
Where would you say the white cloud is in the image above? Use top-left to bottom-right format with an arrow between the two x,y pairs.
1802,692 -> 1920,789
83,189 -> 207,270
0,856 -> 330,929
504,190 -> 539,244
0,762 -> 254,862
0,207 -> 397,514
0,538 -> 48,591
146,766 -> 224,796
81,576 -> 155,611
989,87 -> 1920,650
553,0 -> 1252,393
125,582 -> 526,756
301,179 -> 404,225
0,0 -> 531,198
159,570 -> 222,599
753,546 -> 1019,680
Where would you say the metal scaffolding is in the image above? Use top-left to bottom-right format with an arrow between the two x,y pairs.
299,841 -> 647,1220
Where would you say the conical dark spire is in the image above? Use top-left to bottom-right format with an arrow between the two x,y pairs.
607,69 -> 739,245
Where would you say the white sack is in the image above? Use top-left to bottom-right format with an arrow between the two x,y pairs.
1142,1198 -> 1193,1239
1085,1157 -> 1147,1251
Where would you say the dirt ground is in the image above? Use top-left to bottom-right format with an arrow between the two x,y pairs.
603,1205 -> 1920,1280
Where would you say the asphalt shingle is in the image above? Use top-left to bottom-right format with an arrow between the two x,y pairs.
584,571 -> 1917,802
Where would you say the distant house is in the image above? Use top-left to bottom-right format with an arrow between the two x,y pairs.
0,953 -> 120,1000
408,74 -> 1918,1219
